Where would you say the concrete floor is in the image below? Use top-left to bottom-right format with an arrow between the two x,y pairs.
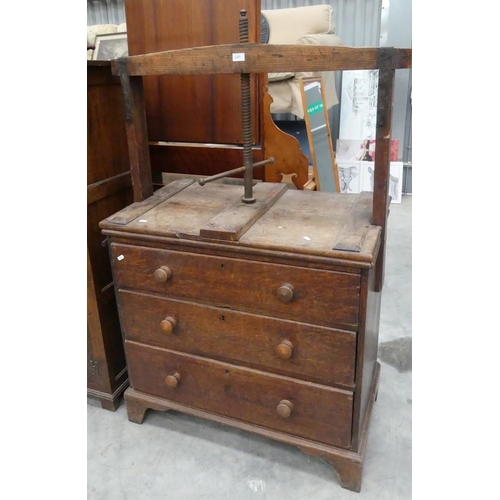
88,195 -> 412,500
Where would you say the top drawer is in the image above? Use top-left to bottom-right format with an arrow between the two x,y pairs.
111,243 -> 360,328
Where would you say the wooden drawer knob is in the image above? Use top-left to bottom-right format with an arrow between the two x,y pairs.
276,283 -> 294,302
154,266 -> 172,283
165,372 -> 181,388
276,340 -> 293,360
160,316 -> 177,334
276,399 -> 293,418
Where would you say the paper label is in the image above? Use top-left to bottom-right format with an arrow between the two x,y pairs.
232,53 -> 245,62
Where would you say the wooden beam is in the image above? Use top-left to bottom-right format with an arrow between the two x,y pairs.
113,59 -> 154,202
113,44 -> 412,77
372,48 -> 396,292
87,171 -> 132,205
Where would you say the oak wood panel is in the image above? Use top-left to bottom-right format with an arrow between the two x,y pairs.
87,247 -> 128,404
119,290 -> 357,387
351,266 -> 382,450
149,143 -> 265,180
240,190 -> 377,263
87,171 -> 132,205
87,250 -> 109,393
120,44 -> 412,76
87,62 -> 135,293
87,63 -> 130,186
88,193 -> 133,294
106,178 -> 194,225
101,184 -> 380,265
126,341 -> 353,448
124,0 -> 261,144
87,62 -> 131,408
101,230 -> 375,272
111,244 -> 361,328
332,192 -> 373,252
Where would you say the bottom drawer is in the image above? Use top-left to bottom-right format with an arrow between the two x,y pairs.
126,341 -> 353,449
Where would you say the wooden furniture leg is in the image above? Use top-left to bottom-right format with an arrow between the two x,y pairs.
124,388 -> 149,424
123,363 -> 380,492
124,387 -> 178,424
298,362 -> 380,492
99,397 -> 121,412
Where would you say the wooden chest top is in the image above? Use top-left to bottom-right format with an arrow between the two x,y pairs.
100,179 -> 381,266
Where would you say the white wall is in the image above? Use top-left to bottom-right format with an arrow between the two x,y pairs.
87,0 -> 125,25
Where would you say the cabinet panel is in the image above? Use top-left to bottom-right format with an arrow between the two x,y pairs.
124,0 -> 261,144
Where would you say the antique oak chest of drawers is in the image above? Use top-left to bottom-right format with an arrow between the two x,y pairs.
100,179 -> 382,492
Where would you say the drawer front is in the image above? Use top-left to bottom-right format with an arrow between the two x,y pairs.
119,290 -> 356,387
111,243 -> 360,327
126,341 -> 353,448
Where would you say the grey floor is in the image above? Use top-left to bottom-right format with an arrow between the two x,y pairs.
88,195 -> 412,500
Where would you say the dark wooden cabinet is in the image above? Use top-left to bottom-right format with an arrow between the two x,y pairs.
87,61 -> 132,410
101,182 -> 382,490
125,0 -> 261,145
123,0 -> 310,189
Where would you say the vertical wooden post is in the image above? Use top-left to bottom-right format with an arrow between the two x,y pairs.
372,48 -> 395,292
113,58 -> 154,202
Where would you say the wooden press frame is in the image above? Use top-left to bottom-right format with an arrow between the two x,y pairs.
111,44 -> 412,292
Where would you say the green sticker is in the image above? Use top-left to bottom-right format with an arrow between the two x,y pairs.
307,100 -> 324,116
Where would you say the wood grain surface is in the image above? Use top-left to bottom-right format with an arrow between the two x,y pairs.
126,340 -> 353,448
119,290 -> 357,387
119,44 -> 412,76
111,243 -> 361,328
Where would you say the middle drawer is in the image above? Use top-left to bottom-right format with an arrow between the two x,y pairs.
119,290 -> 356,388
